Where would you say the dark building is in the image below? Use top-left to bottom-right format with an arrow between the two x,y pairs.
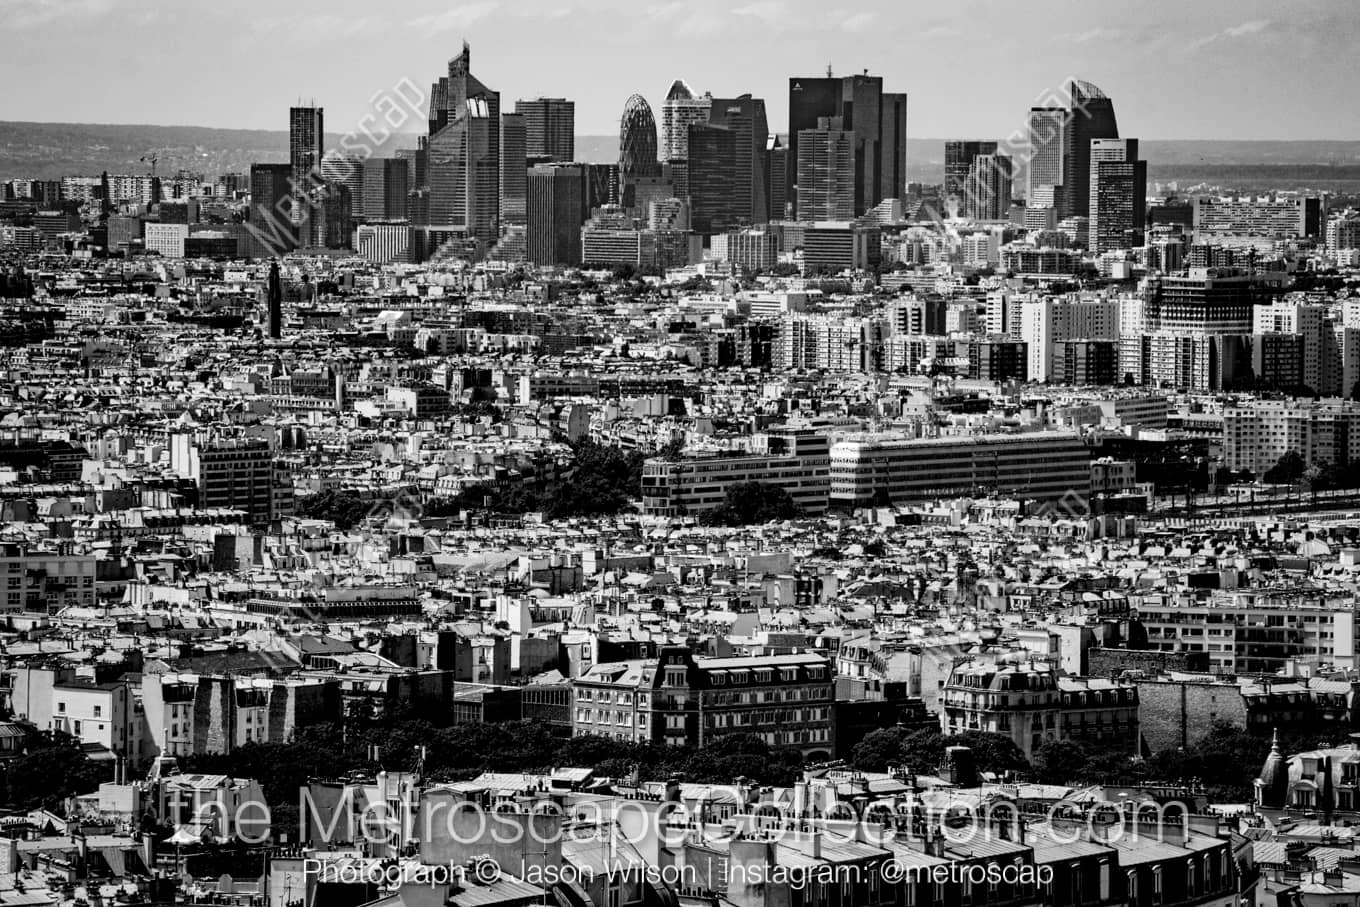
427,42 -> 500,243
706,94 -> 769,226
514,97 -> 574,162
361,158 -> 411,221
289,106 -> 324,242
582,163 -> 619,216
787,72 -> 907,218
686,122 -> 738,235
266,261 -> 283,339
944,140 -> 998,203
968,337 -> 1027,382
500,112 -> 528,226
526,163 -> 585,266
245,163 -> 295,258
766,136 -> 788,221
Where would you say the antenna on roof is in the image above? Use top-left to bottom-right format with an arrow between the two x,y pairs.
826,63 -> 833,78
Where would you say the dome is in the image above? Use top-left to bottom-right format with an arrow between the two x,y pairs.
665,79 -> 695,101
1256,728 -> 1288,809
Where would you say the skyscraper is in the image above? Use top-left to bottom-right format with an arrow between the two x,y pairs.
1088,137 -> 1146,253
514,98 -> 574,162
1065,80 -> 1119,221
618,94 -> 661,210
707,94 -> 770,226
320,150 -> 364,218
1027,79 -> 1118,218
500,112 -> 528,226
944,141 -> 998,204
964,153 -> 1014,221
245,163 -> 296,258
686,121 -> 737,235
362,158 -> 410,220
289,106 -> 324,241
766,136 -> 788,221
526,163 -> 585,266
661,79 -> 711,163
787,72 -> 907,218
795,117 -> 854,223
426,43 -> 501,243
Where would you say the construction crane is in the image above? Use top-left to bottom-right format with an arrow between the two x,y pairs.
140,154 -> 158,176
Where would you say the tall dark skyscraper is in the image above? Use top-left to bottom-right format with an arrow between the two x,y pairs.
500,112 -> 528,226
289,106 -> 324,241
426,43 -> 501,243
246,163 -> 296,258
266,260 -> 283,339
766,136 -> 787,221
618,94 -> 661,209
514,98 -> 574,162
526,163 -> 585,266
706,95 -> 770,226
1027,79 -> 1118,218
787,73 -> 907,218
686,121 -> 737,235
1065,80 -> 1119,221
361,158 -> 410,220
944,140 -> 998,203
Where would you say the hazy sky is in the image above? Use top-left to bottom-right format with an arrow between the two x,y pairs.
2,0 -> 1357,141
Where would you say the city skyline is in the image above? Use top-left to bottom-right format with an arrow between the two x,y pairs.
1,0 -> 1357,142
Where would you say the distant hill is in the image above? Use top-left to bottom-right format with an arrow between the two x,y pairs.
4,122 -> 1358,194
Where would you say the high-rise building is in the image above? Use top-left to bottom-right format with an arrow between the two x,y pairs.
1027,80 -> 1118,218
361,158 -> 410,220
320,151 -> 364,218
618,94 -> 661,210
661,79 -> 711,163
1088,138 -> 1146,253
1065,80 -> 1119,220
787,72 -> 907,218
245,163 -> 296,258
426,43 -> 501,244
686,121 -> 738,235
526,163 -> 585,266
964,153 -> 1013,221
795,117 -> 854,223
289,106 -> 324,239
944,141 -> 998,205
766,136 -> 788,221
500,113 -> 528,226
514,98 -> 574,162
706,94 -> 770,226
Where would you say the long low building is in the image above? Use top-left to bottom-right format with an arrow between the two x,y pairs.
641,427 -> 830,516
828,431 -> 1092,510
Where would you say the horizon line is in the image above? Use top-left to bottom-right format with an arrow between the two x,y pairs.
1,120 -> 1358,145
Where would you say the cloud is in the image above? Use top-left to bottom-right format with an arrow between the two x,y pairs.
251,14 -> 384,42
407,1 -> 500,33
0,0 -> 114,29
1188,18 -> 1270,50
840,11 -> 877,33
1063,27 -> 1121,43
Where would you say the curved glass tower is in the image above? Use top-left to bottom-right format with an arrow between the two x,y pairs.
618,94 -> 661,183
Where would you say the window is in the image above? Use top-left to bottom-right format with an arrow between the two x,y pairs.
93,705 -> 102,717
57,702 -> 66,713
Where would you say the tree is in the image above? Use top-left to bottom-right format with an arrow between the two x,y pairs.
1033,739 -> 1093,785
4,730 -> 109,811
700,482 -> 803,526
1263,450 -> 1306,486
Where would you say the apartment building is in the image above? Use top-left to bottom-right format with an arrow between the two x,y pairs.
1133,588 -> 1357,675
939,656 -> 1138,761
572,646 -> 834,758
0,541 -> 96,612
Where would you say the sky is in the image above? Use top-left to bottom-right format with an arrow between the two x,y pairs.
2,0 -> 1358,142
